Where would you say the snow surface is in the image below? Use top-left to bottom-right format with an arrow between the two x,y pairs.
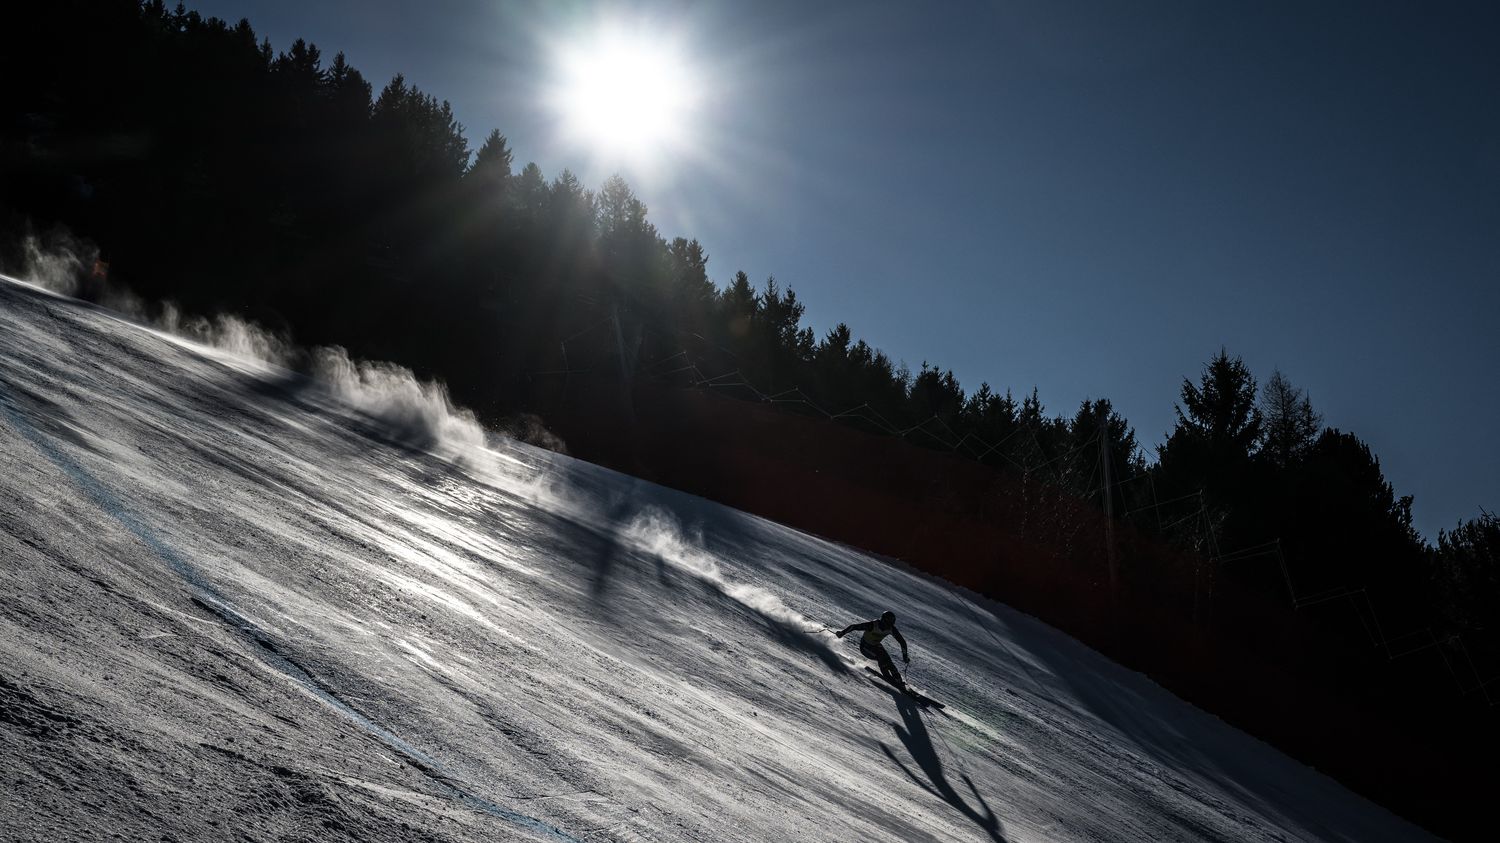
0,275 -> 1439,842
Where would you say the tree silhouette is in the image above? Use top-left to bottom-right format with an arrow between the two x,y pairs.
1171,349 -> 1262,457
909,363 -> 965,436
1159,351 -> 1258,480
1434,511 -> 1500,632
1259,369 -> 1321,469
470,130 -> 515,187
1067,398 -> 1143,503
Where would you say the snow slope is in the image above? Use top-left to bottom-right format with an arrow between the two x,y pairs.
0,275 -> 1439,842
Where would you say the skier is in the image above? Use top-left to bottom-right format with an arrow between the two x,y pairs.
837,610 -> 909,689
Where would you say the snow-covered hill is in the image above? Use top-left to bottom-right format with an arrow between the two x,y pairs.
0,275 -> 1438,842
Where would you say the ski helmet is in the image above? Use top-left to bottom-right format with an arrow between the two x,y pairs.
879,610 -> 896,627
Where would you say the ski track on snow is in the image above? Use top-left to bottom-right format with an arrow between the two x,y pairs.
0,378 -> 586,843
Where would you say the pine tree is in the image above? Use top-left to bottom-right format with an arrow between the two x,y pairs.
1173,349 -> 1263,457
469,130 -> 514,187
1434,511 -> 1500,631
512,162 -> 547,218
1259,369 -> 1322,468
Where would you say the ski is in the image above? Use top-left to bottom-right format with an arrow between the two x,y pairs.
864,667 -> 946,709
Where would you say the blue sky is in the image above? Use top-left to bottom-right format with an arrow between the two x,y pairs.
186,0 -> 1498,540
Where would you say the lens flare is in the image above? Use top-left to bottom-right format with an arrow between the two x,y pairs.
550,27 -> 699,161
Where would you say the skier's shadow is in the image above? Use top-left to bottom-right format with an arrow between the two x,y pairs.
876,684 -> 1009,842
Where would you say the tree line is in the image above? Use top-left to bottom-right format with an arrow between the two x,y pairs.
3,1 -> 1494,667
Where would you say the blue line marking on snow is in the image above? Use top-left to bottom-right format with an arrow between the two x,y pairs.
0,380 -> 584,843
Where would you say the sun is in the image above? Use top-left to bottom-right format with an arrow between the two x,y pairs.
550,27 -> 700,162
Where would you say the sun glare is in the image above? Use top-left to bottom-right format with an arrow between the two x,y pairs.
551,28 -> 699,161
